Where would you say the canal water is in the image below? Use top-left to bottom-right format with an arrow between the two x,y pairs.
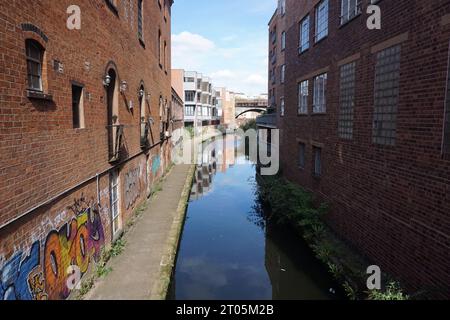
170,135 -> 343,300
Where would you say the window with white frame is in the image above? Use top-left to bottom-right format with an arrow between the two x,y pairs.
315,0 -> 328,43
341,0 -> 361,25
185,105 -> 195,116
373,45 -> 401,146
313,73 -> 327,113
339,62 -> 356,139
281,31 -> 286,50
299,15 -> 310,53
298,80 -> 309,114
280,97 -> 285,117
281,65 -> 286,83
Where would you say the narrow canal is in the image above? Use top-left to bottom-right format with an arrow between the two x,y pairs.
170,135 -> 343,300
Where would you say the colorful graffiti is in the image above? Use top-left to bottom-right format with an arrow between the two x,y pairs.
152,155 -> 161,176
124,167 -> 142,210
0,198 -> 105,300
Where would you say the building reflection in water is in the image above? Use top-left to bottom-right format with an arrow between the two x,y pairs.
190,134 -> 236,200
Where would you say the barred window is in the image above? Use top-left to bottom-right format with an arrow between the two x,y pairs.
299,16 -> 310,53
298,80 -> 308,114
315,0 -> 328,43
373,45 -> 401,146
313,73 -> 327,113
339,62 -> 356,139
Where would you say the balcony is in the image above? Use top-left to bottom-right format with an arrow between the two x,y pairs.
107,124 -> 125,163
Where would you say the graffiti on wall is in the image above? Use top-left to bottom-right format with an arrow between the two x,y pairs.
0,196 -> 105,300
124,167 -> 142,210
152,155 -> 161,176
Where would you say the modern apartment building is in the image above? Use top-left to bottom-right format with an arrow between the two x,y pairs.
273,0 -> 450,298
172,70 -> 221,128
0,0 -> 173,300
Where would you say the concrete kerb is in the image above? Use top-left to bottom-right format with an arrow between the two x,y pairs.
149,164 -> 196,300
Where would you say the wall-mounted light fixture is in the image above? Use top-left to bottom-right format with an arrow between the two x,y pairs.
103,74 -> 111,87
120,80 -> 128,94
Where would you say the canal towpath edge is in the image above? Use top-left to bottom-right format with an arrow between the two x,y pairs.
83,164 -> 195,300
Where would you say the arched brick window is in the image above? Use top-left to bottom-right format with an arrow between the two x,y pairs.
26,39 -> 44,91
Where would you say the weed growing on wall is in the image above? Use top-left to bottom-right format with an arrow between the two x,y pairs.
256,174 -> 408,300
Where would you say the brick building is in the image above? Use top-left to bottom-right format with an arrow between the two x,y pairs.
273,0 -> 450,297
0,0 -> 173,300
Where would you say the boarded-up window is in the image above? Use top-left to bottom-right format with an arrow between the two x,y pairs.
373,45 -> 401,146
339,62 -> 356,139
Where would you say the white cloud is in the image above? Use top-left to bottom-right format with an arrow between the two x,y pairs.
172,31 -> 268,96
245,74 -> 266,86
172,31 -> 215,53
211,70 -> 236,79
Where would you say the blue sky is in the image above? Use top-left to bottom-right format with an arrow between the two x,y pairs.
171,0 -> 277,96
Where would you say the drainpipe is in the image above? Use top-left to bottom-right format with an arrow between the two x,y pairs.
96,173 -> 101,207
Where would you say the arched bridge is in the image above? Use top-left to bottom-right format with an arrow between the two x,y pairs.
235,107 -> 267,119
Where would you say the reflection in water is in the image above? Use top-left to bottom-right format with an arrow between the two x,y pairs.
171,134 -> 343,300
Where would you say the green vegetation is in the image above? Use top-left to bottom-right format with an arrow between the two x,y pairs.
257,174 -> 408,300
185,126 -> 195,138
78,277 -> 95,297
110,238 -> 126,257
368,282 -> 409,300
96,265 -> 113,278
240,119 -> 257,131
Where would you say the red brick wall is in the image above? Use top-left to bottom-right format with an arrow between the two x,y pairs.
0,0 -> 173,300
278,0 -> 450,297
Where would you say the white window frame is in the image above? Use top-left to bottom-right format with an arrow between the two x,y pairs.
315,0 -> 329,43
313,73 -> 327,113
110,170 -> 121,236
281,31 -> 286,51
298,80 -> 309,114
299,15 -> 310,53
281,65 -> 286,84
280,97 -> 285,117
341,0 -> 361,25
